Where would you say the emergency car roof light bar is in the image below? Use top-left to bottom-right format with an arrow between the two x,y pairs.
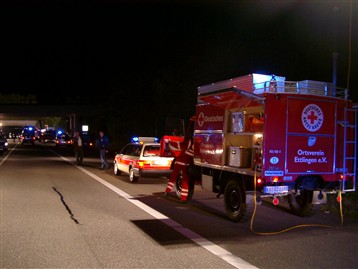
131,137 -> 159,143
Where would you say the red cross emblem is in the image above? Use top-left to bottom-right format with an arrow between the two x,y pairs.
301,104 -> 323,132
307,111 -> 318,124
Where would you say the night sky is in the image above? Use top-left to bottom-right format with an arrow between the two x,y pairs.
1,0 -> 357,131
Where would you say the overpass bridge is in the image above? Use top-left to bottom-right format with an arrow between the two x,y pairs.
0,104 -> 99,135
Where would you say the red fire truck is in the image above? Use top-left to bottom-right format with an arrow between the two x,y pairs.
167,73 -> 357,222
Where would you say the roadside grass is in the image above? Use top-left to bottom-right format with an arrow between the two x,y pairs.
342,191 -> 358,220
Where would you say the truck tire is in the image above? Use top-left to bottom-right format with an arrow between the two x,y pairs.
288,189 -> 313,217
175,172 -> 194,201
224,180 -> 246,222
129,167 -> 139,183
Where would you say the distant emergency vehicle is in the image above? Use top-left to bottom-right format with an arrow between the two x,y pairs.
21,126 -> 37,145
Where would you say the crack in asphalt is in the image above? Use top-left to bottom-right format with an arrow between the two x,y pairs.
53,187 -> 80,224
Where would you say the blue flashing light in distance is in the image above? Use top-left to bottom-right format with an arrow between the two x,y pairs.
131,137 -> 139,142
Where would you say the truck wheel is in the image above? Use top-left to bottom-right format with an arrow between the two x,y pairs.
175,172 -> 194,201
288,189 -> 313,217
129,167 -> 139,183
224,180 -> 245,222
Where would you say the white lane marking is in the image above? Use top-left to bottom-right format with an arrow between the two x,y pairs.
0,143 -> 18,166
57,154 -> 258,269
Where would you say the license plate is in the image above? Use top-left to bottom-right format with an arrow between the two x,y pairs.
154,160 -> 168,166
264,186 -> 288,194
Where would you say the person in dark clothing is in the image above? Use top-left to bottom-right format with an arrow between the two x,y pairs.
97,130 -> 109,169
73,131 -> 83,166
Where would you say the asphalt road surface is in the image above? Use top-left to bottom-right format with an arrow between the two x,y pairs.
1,141 -> 357,269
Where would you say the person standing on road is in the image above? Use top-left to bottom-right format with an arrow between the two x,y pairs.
73,131 -> 83,166
164,136 -> 194,202
97,130 -> 109,170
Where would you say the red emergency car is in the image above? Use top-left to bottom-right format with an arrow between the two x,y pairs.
113,137 -> 174,182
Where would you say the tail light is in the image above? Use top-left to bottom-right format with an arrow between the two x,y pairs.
272,176 -> 279,182
137,159 -> 171,168
138,160 -> 152,168
138,161 -> 145,167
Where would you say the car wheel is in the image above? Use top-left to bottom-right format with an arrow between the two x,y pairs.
114,163 -> 121,175
129,167 -> 139,183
